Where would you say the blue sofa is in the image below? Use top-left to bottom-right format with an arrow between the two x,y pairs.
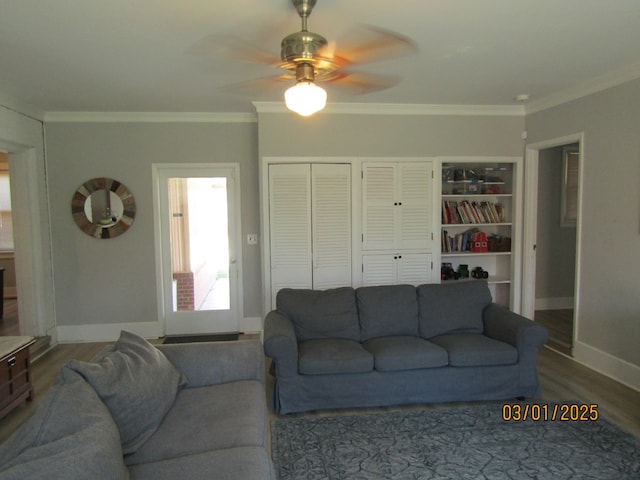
264,281 -> 548,414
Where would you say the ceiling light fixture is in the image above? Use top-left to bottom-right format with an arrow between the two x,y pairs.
284,62 -> 327,116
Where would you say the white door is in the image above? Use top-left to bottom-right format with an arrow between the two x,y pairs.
268,163 -> 351,307
154,164 -> 242,335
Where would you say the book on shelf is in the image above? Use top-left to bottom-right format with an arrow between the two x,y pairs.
442,199 -> 505,224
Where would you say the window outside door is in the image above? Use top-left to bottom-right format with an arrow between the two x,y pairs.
153,164 -> 241,335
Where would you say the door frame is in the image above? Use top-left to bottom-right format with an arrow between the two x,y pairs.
152,163 -> 243,335
522,133 -> 584,340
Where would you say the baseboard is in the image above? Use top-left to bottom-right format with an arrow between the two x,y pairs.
240,316 -> 263,334
56,322 -> 163,343
535,297 -> 574,310
573,340 -> 640,392
56,317 -> 264,343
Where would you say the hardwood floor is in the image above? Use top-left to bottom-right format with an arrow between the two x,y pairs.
535,309 -> 573,356
0,298 -> 20,336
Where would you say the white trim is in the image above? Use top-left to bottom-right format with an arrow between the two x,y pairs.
522,133 -> 584,324
253,102 -> 525,117
573,341 -> 640,393
535,297 -> 574,310
44,112 -> 257,123
526,61 -> 640,115
56,321 -> 163,343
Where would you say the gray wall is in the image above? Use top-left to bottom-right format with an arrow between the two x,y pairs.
258,112 -> 525,157
526,77 -> 640,369
44,121 -> 261,328
535,145 -> 576,300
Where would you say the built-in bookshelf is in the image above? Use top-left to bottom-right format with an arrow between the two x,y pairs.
439,158 -> 522,310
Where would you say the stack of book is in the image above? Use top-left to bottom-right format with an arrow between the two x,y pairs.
442,200 -> 504,224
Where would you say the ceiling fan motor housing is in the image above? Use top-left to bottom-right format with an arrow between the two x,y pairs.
281,31 -> 327,63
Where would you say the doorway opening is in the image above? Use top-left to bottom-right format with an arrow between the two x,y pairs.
522,135 -> 583,357
154,164 -> 242,336
0,151 -> 18,336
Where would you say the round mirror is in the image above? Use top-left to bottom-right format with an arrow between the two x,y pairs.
71,178 -> 136,238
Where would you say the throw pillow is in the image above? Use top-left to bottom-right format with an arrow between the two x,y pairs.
417,280 -> 492,338
66,330 -> 187,455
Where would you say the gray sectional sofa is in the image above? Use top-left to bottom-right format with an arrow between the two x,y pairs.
264,280 -> 548,414
0,332 -> 275,480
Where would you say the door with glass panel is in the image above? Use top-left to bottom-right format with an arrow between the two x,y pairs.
154,164 -> 241,335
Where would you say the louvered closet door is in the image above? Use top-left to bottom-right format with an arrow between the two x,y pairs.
311,164 -> 352,289
269,164 -> 312,306
362,164 -> 397,250
398,163 -> 433,250
397,253 -> 433,284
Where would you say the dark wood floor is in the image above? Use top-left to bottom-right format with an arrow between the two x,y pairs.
535,309 -> 573,356
0,298 -> 20,336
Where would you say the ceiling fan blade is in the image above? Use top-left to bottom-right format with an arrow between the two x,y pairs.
221,73 -> 294,96
326,71 -> 403,95
327,25 -> 418,67
187,34 -> 281,66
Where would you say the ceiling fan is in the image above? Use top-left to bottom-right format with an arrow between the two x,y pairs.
209,0 -> 417,116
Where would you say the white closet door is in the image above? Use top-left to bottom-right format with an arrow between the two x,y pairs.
397,253 -> 433,285
398,163 -> 433,250
311,164 -> 352,289
362,164 -> 397,250
269,164 -> 312,306
362,254 -> 397,286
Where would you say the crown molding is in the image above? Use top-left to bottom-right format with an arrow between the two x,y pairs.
252,102 -> 525,116
526,62 -> 640,115
43,111 -> 258,123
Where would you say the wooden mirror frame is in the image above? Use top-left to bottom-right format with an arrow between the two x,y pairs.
71,178 -> 136,238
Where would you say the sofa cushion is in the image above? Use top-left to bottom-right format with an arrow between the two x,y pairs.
430,333 -> 518,366
298,338 -> 374,375
67,330 -> 187,455
0,368 -> 127,480
417,281 -> 492,339
128,446 -> 275,480
363,336 -> 448,372
277,287 -> 360,341
125,380 -> 267,466
357,284 -> 419,341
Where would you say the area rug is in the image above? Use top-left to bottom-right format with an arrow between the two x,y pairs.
162,333 -> 239,344
271,404 -> 640,479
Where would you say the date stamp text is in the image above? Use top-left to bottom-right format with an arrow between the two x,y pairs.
502,403 -> 599,422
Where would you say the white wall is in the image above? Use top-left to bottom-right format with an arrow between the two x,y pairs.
44,121 -> 261,340
526,78 -> 640,389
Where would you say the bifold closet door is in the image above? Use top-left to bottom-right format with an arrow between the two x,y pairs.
269,163 -> 351,307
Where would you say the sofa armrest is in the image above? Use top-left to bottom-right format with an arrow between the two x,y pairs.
483,303 -> 548,351
156,339 -> 265,388
263,311 -> 298,377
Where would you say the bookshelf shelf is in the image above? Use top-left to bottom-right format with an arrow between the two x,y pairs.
438,157 -> 522,310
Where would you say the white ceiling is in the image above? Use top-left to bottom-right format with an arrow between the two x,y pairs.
2,0 -> 640,114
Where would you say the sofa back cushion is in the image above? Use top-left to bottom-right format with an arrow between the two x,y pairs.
417,280 -> 492,338
356,284 -> 419,341
276,287 -> 360,341
0,368 -> 128,480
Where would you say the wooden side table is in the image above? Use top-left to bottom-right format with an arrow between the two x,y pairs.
0,336 -> 36,419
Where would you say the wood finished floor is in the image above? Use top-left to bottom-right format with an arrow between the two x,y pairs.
535,309 -> 573,356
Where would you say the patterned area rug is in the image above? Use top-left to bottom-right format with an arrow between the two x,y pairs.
271,404 -> 640,479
